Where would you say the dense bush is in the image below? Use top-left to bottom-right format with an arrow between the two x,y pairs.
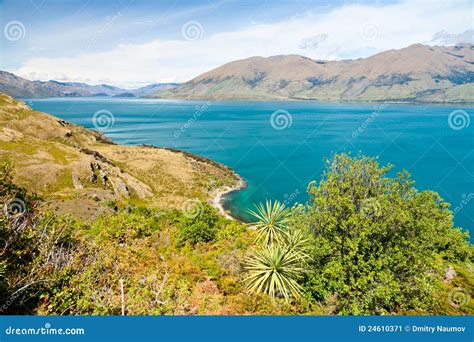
90,207 -> 161,242
178,202 -> 220,245
291,154 -> 472,314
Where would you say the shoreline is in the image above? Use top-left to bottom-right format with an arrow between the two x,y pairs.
137,144 -> 248,220
210,174 -> 247,221
21,96 -> 474,106
18,97 -> 249,222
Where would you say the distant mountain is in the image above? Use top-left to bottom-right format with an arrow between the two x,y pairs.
149,43 -> 474,102
3,44 -> 472,102
34,80 -> 127,96
132,83 -> 180,97
0,71 -> 178,98
113,92 -> 136,97
0,71 -> 57,98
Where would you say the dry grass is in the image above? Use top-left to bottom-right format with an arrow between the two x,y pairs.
0,92 -> 238,220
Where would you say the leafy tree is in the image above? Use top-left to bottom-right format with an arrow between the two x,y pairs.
293,154 -> 472,314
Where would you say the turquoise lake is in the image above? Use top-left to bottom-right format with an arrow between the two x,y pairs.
26,98 -> 473,238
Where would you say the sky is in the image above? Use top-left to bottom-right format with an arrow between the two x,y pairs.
0,0 -> 472,88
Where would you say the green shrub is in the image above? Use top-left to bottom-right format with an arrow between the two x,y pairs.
178,203 -> 220,245
90,208 -> 160,242
293,153 -> 472,314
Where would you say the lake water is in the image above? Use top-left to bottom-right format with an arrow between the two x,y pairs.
26,98 -> 473,238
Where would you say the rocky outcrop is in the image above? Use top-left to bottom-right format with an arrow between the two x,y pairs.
110,178 -> 130,198
71,173 -> 83,189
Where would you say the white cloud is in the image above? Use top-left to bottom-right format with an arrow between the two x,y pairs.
13,0 -> 473,88
429,29 -> 474,45
299,34 -> 328,50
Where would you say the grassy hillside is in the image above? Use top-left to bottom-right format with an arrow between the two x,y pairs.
0,93 -> 238,220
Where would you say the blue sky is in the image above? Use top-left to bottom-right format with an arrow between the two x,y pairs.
0,0 -> 472,88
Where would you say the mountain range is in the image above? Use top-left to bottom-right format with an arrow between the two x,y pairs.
0,71 -> 178,98
150,43 -> 474,102
1,43 -> 473,102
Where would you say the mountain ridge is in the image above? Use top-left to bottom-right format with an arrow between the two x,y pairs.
0,71 -> 179,98
149,43 -> 474,102
2,43 -> 473,102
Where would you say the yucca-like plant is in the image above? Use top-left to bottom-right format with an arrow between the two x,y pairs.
247,200 -> 289,245
284,229 -> 310,257
244,244 -> 305,301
